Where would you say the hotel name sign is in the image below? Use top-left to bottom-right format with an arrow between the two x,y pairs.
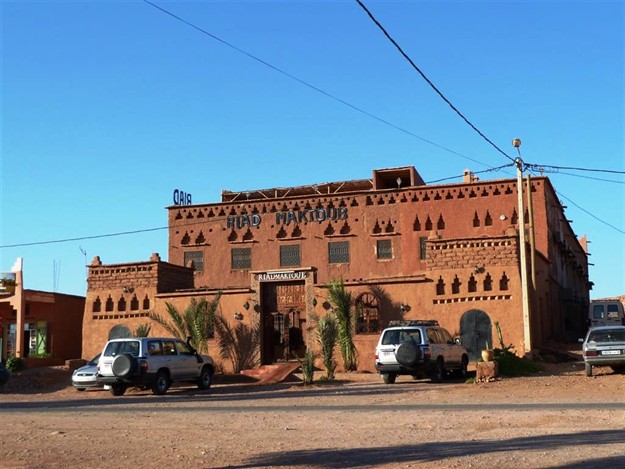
257,270 -> 308,282
228,207 -> 348,230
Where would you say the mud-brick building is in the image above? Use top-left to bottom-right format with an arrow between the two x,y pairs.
0,259 -> 85,365
81,166 -> 591,372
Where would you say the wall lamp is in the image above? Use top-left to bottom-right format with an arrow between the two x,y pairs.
123,286 -> 134,294
399,303 -> 410,312
473,265 -> 485,274
243,301 -> 250,310
234,312 -> 244,321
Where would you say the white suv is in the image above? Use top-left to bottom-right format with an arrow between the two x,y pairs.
98,337 -> 215,396
375,320 -> 469,384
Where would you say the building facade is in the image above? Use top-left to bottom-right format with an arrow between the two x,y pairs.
0,259 -> 85,365
82,167 -> 591,372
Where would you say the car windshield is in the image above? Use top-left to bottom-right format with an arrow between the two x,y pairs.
588,330 -> 625,343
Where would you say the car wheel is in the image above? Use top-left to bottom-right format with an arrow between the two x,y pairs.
110,384 -> 126,396
610,365 -> 625,374
151,370 -> 170,395
75,387 -> 86,392
382,373 -> 397,384
585,363 -> 593,377
197,367 -> 213,390
431,358 -> 445,383
396,341 -> 421,367
112,354 -> 137,379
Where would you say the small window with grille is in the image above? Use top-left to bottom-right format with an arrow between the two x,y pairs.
328,241 -> 350,264
231,248 -> 252,270
280,244 -> 301,267
376,239 -> 392,259
184,250 -> 204,271
419,237 -> 428,260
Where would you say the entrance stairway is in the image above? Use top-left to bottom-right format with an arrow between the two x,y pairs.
241,362 -> 301,385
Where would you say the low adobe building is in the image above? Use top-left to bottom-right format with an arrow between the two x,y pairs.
81,166 -> 590,372
0,259 -> 85,366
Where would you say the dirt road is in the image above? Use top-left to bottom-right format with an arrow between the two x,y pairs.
1,361 -> 624,468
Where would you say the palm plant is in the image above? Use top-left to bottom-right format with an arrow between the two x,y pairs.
296,349 -> 316,385
214,313 -> 261,373
148,294 -> 221,354
326,278 -> 357,371
134,323 -> 152,338
316,313 -> 338,380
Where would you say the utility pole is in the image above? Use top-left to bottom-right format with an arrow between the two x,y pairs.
513,139 -> 532,355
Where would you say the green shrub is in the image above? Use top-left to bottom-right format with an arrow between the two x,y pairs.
494,351 -> 542,376
296,349 -> 316,385
5,356 -> 25,372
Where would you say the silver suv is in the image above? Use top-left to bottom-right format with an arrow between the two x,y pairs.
375,320 -> 469,384
98,337 -> 215,396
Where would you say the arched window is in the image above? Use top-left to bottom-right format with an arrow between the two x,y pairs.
92,297 -> 101,313
108,325 -> 132,340
355,292 -> 380,334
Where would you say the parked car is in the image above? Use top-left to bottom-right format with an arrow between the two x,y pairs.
580,325 -> 625,377
0,361 -> 10,387
97,337 -> 215,396
72,354 -> 101,391
375,320 -> 469,384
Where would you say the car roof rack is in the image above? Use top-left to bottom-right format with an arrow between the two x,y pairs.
388,320 -> 439,327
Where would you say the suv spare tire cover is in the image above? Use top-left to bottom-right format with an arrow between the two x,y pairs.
112,354 -> 137,378
396,341 -> 421,367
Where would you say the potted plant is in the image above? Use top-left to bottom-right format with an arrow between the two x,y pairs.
481,341 -> 494,362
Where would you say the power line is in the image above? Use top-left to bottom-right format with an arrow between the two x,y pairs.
556,191 -> 625,236
142,0 -> 497,170
527,163 -> 625,175
426,163 -> 514,184
540,170 -> 624,185
355,0 -> 516,164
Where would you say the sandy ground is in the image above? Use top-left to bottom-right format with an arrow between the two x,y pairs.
1,360 -> 625,469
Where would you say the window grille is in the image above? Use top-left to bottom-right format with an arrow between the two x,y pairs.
184,251 -> 204,271
280,245 -> 301,267
376,239 -> 392,259
232,248 -> 252,270
328,241 -> 350,264
419,237 -> 428,260
356,292 -> 380,334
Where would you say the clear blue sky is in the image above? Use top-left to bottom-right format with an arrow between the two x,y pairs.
1,1 -> 623,299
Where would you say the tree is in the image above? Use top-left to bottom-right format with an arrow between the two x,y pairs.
316,313 -> 338,380
326,278 -> 357,371
148,294 -> 221,354
214,313 -> 261,373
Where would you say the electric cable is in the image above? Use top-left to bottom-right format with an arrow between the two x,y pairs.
355,0 -> 516,164
556,191 -> 625,236
142,0 -> 498,169
527,163 -> 625,175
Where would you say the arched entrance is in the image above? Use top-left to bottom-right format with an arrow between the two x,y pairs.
108,324 -> 132,340
460,309 -> 492,361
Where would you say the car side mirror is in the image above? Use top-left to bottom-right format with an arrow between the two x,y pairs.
455,338 -> 461,345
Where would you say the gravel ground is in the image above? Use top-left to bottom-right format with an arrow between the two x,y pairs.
1,360 -> 624,468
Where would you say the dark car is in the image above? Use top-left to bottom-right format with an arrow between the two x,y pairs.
580,326 -> 625,376
0,361 -> 9,387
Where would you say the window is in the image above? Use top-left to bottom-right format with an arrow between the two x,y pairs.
419,237 -> 428,260
592,305 -> 603,320
184,251 -> 204,271
376,240 -> 392,260
328,241 -> 350,264
356,292 -> 380,333
232,248 -> 252,270
280,245 -> 301,267
426,328 -> 441,344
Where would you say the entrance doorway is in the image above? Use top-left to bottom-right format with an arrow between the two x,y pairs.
260,281 -> 306,364
460,309 -> 492,361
